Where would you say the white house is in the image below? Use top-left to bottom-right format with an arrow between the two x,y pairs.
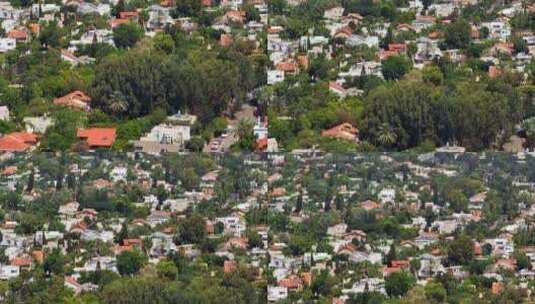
0,265 -> 19,280
267,69 -> 285,85
0,38 -> 15,53
0,106 -> 9,120
268,286 -> 288,302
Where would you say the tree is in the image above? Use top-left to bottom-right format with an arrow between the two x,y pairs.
153,33 -> 175,54
176,214 -> 206,244
447,235 -> 474,265
156,260 -> 178,280
424,282 -> 447,303
385,271 -> 416,297
116,250 -> 147,276
385,243 -> 397,266
43,249 -> 66,276
444,19 -> 471,49
377,123 -> 397,148
27,169 -> 35,192
39,21 -> 64,48
381,55 -> 411,80
173,0 -> 201,17
113,22 -> 144,49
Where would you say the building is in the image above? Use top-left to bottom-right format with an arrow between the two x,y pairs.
0,132 -> 38,152
77,128 -> 116,149
53,91 -> 92,111
0,106 -> 8,120
134,112 -> 196,154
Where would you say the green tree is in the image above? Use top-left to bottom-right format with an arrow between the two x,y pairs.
116,250 -> 147,276
156,260 -> 178,280
444,19 -> 471,49
381,55 -> 411,80
113,22 -> 144,49
385,271 -> 416,297
447,235 -> 474,265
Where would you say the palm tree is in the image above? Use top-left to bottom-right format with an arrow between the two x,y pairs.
377,123 -> 397,148
108,91 -> 128,116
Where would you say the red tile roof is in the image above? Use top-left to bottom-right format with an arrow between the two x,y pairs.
119,11 -> 139,19
0,132 -> 38,152
7,29 -> 27,40
11,256 -> 32,267
77,128 -> 116,148
322,123 -> 359,141
53,90 -> 91,111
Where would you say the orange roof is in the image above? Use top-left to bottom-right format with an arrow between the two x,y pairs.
334,26 -> 352,38
119,11 -> 139,19
110,18 -> 130,28
32,250 -> 44,264
29,23 -> 40,34
271,187 -> 286,197
491,282 -> 503,295
7,29 -> 27,40
0,132 -> 38,152
256,137 -> 268,151
11,256 -> 32,267
388,43 -> 407,52
1,166 -> 17,175
53,90 -> 91,111
77,128 -> 116,147
219,34 -> 233,47
123,238 -> 143,247
276,61 -> 298,73
297,55 -> 309,69
489,66 -> 500,78
322,123 -> 359,141
396,23 -> 415,31
279,275 -> 302,289
300,272 -> 312,286
224,10 -> 246,23
329,81 -> 346,93
361,200 -> 380,210
160,0 -> 175,6
224,260 -> 237,273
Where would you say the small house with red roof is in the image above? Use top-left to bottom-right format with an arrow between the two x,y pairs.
77,128 -> 116,149
53,90 -> 92,111
0,132 -> 38,152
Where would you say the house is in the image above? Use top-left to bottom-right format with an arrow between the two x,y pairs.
412,15 -> 435,32
268,286 -> 288,302
329,81 -> 347,97
327,223 -> 348,237
342,277 -> 386,295
321,123 -> 359,142
267,69 -> 284,85
77,128 -> 117,149
59,202 -> 80,219
134,112 -> 195,153
53,91 -> 92,111
23,116 -> 54,134
0,132 -> 38,152
378,188 -> 396,204
324,6 -> 344,20
0,265 -> 19,280
0,38 -> 15,52
146,5 -> 173,30
481,21 -> 511,42
60,49 -> 95,66
7,28 -> 28,42
0,106 -> 8,120
253,117 -> 268,140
